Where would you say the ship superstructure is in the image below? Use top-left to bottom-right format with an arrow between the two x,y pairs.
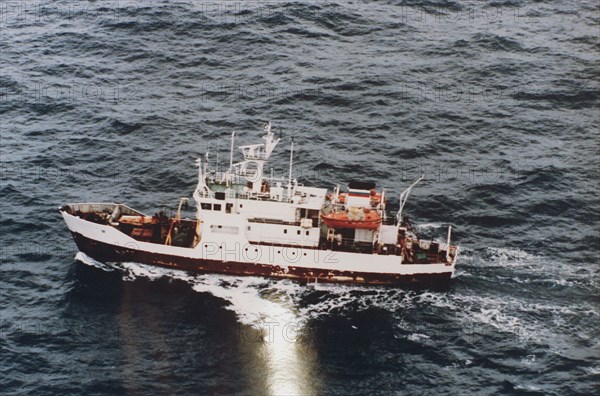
193,123 -> 329,250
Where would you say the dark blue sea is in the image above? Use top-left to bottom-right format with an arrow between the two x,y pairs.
1,1 -> 599,394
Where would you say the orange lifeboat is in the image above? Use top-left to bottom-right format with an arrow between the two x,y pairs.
320,207 -> 382,230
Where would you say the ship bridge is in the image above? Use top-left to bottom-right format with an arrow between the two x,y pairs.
192,123 -> 328,244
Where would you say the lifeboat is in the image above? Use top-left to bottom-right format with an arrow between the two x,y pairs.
320,207 -> 382,230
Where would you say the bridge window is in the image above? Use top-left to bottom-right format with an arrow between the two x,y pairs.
213,204 -> 222,211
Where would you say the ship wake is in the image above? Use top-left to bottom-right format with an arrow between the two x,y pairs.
74,248 -> 600,390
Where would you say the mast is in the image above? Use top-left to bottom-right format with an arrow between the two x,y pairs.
203,150 -> 209,177
229,131 -> 235,171
226,121 -> 281,194
215,137 -> 221,173
195,158 -> 203,186
446,225 -> 452,261
380,189 -> 386,221
287,138 -> 294,199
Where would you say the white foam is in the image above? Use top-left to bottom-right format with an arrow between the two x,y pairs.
521,355 -> 536,365
75,252 -> 114,272
583,366 -> 600,375
190,276 -> 300,326
482,246 -> 542,267
514,384 -> 541,392
416,222 -> 444,230
407,333 -> 430,342
464,246 -> 598,288
120,262 -> 179,282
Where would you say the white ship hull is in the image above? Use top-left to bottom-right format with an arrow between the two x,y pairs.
61,204 -> 458,285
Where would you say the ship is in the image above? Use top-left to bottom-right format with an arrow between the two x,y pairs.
60,122 -> 460,285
